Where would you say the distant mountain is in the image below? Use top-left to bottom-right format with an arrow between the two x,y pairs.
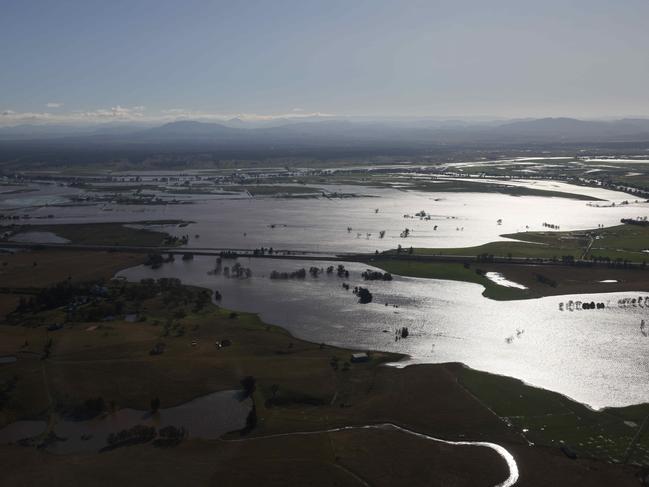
141,117 -> 649,145
223,117 -> 248,128
0,122 -> 155,140
2,117 -> 649,150
141,121 -> 240,138
0,124 -> 95,140
492,117 -> 649,141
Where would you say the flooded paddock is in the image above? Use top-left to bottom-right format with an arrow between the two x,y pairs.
2,180 -> 646,253
120,257 -> 649,409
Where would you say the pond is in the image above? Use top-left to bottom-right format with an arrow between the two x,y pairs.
0,390 -> 251,454
9,231 -> 70,244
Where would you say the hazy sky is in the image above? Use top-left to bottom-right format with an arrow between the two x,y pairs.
1,0 -> 649,124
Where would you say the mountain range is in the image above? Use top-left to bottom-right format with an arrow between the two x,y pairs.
2,117 -> 649,149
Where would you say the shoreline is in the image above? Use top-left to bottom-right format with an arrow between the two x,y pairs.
116,255 -> 649,412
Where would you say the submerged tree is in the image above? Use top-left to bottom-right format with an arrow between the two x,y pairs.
354,287 -> 373,304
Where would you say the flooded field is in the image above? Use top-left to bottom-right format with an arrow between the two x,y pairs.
3,173 -> 649,408
2,179 -> 646,252
120,257 -> 649,409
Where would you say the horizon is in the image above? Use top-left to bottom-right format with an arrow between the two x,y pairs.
3,113 -> 649,130
2,0 -> 649,126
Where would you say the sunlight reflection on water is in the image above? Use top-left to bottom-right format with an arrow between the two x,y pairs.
120,257 -> 649,409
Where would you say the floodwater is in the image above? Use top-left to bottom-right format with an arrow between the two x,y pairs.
120,257 -> 649,409
4,177 -> 649,408
0,390 -> 251,454
0,421 -> 46,443
484,272 -> 527,289
0,183 -> 81,210
582,158 -> 649,164
9,231 -> 70,244
3,181 -> 646,253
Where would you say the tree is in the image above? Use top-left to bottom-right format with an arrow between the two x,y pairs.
241,376 -> 256,397
151,397 -> 161,413
243,404 -> 257,433
354,287 -> 373,304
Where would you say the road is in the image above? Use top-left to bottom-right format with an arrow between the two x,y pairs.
0,240 -> 644,270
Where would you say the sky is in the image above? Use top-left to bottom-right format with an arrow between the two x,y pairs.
1,0 -> 649,125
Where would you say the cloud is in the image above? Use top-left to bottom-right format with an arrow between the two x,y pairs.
0,106 -> 333,127
78,105 -> 145,120
159,109 -> 333,122
46,102 -> 64,108
0,105 -> 146,126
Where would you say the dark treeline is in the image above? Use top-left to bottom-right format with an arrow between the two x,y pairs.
270,264 -> 350,280
270,268 -> 307,279
12,277 -> 213,323
14,281 -> 108,314
621,217 -> 649,226
361,269 -> 393,281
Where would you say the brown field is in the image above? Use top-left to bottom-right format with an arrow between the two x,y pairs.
0,250 -> 145,318
0,250 -> 145,288
0,431 -> 511,487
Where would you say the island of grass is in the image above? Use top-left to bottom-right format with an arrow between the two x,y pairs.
405,223 -> 649,262
368,223 -> 649,300
403,178 -> 603,200
0,249 -> 644,486
1,221 -> 190,247
282,171 -> 607,200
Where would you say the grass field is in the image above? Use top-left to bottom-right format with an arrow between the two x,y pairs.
459,367 -> 649,467
407,224 -> 649,263
280,171 -> 606,200
369,224 -> 649,300
365,259 -> 527,300
0,250 -> 146,318
2,222 -> 176,247
405,179 -> 602,200
368,259 -> 649,300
